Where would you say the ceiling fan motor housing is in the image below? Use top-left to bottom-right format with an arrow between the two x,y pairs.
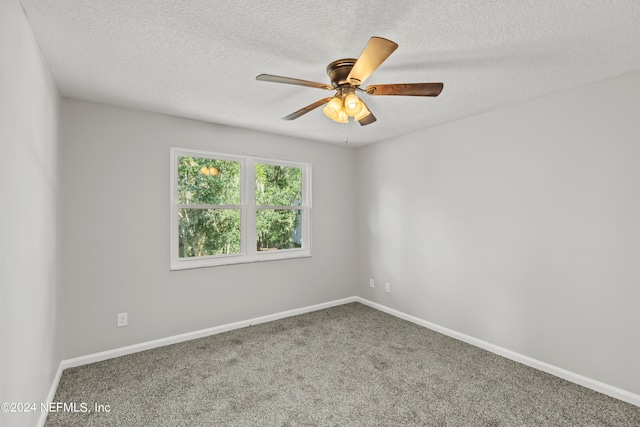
326,58 -> 358,87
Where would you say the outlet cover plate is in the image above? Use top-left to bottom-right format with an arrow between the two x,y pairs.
117,312 -> 128,327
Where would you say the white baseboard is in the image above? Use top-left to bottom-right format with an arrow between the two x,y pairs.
52,295 -> 639,410
37,362 -> 64,427
61,296 -> 357,370
355,297 -> 640,408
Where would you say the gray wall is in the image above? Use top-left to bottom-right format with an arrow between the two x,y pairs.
356,70 -> 640,395
61,99 -> 358,359
0,1 -> 63,426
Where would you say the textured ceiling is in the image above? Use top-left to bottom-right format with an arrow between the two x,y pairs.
19,0 -> 640,146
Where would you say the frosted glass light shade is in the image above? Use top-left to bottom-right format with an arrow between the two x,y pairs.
336,108 -> 349,123
354,103 -> 370,121
344,93 -> 363,116
323,97 -> 343,120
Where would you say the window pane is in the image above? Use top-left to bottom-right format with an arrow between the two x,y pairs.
178,208 -> 241,257
255,164 -> 302,206
256,209 -> 302,251
178,156 -> 241,205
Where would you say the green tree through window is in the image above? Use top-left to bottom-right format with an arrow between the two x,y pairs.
255,164 -> 303,251
177,156 -> 241,257
171,148 -> 311,269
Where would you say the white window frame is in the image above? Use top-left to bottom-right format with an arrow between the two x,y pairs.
170,147 -> 311,270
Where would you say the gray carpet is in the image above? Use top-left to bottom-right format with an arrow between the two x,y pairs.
46,303 -> 640,426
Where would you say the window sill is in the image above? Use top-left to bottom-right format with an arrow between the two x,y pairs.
170,250 -> 311,270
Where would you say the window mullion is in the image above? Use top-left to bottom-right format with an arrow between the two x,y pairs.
255,205 -> 302,210
176,204 -> 241,209
246,159 -> 256,257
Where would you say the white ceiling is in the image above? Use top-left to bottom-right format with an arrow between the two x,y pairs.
19,0 -> 640,146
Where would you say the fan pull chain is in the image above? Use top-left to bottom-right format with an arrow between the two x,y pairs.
342,121 -> 349,144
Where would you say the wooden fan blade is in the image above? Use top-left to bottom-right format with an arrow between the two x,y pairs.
256,74 -> 333,90
282,98 -> 333,121
358,113 -> 377,126
357,100 -> 377,126
347,37 -> 398,86
365,82 -> 444,96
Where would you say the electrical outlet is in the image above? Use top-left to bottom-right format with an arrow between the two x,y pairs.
117,312 -> 128,327
369,278 -> 375,288
385,282 -> 391,293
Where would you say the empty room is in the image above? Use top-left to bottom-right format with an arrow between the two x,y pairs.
2,1 -> 640,426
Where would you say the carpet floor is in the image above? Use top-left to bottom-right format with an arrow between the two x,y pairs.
46,303 -> 640,426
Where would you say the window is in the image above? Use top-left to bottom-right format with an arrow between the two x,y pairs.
170,148 -> 311,269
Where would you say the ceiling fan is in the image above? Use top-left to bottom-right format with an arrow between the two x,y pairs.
256,36 -> 443,126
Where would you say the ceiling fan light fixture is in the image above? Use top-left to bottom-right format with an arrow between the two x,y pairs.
344,93 -> 363,116
354,103 -> 371,121
336,108 -> 349,123
322,105 -> 338,121
323,96 -> 343,120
